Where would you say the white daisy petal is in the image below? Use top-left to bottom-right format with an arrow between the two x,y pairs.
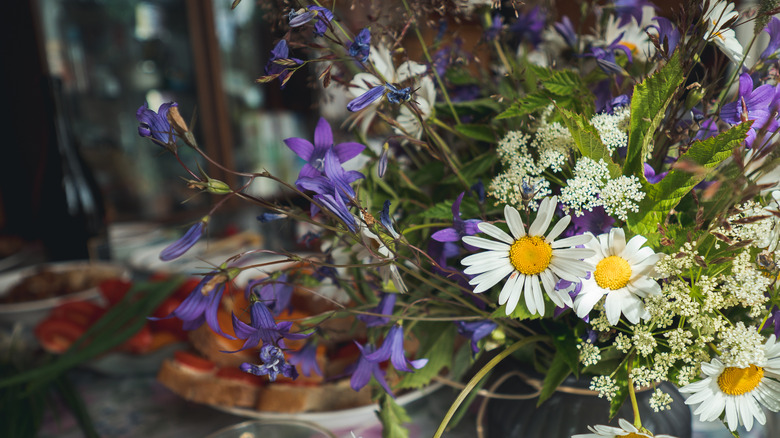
463,236 -> 510,251
504,205 -> 526,239
609,228 -> 627,258
477,222 -> 515,245
528,197 -> 555,236
552,234 -> 593,248
498,271 -> 521,306
524,274 -> 538,315
504,274 -> 526,315
545,214 -> 571,243
470,263 -> 514,293
461,250 -> 509,266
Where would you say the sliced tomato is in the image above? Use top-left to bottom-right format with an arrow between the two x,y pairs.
98,278 -> 133,306
174,350 -> 216,372
35,318 -> 87,354
216,366 -> 265,386
119,324 -> 153,354
49,300 -> 106,327
149,297 -> 187,339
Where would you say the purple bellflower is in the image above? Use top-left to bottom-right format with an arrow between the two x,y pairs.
553,278 -> 586,319
288,5 -> 333,37
720,73 -> 777,146
431,192 -> 481,244
650,17 -> 681,57
456,320 -> 497,356
563,206 -> 615,238
612,0 -> 657,27
159,217 -> 207,261
484,14 -> 503,41
761,17 -> 780,60
358,293 -> 397,328
149,271 -> 234,339
765,306 -> 780,339
264,40 -> 303,88
588,34 -> 633,74
510,6 -> 546,47
380,200 -> 399,238
554,16 -> 578,49
349,27 -> 371,62
643,162 -> 668,184
284,117 -> 365,180
229,301 -> 311,353
288,341 -> 323,377
364,324 -> 428,373
137,102 -> 177,146
694,118 -> 720,142
350,343 -> 393,394
246,273 -> 293,317
241,344 -> 298,382
315,191 -> 358,232
296,149 -> 365,221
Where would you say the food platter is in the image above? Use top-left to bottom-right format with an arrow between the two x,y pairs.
0,261 -> 129,327
210,382 -> 443,432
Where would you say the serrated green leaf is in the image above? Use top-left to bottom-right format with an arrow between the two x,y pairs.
418,196 -> 480,220
624,52 -> 684,176
455,123 -> 495,142
537,350 -> 572,406
496,91 -> 553,119
526,64 -> 554,81
398,323 -> 456,389
558,107 -> 621,178
543,70 -> 583,96
626,123 -> 750,236
377,393 -> 411,438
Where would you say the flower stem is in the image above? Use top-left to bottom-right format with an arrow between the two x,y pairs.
627,359 -> 642,430
433,335 -> 548,438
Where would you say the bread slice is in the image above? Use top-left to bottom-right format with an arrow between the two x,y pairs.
157,358 -> 260,408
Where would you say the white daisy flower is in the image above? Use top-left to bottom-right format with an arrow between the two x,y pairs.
702,0 -> 746,65
573,228 -> 661,325
680,335 -> 780,432
461,197 -> 595,316
573,418 -> 677,438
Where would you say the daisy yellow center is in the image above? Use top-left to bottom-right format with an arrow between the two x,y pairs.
509,236 -> 552,275
623,434 -> 644,438
717,365 -> 764,396
594,256 -> 632,290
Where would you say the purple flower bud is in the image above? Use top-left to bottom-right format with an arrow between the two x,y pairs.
349,27 -> 371,62
364,325 -> 428,373
358,293 -> 397,327
159,217 -> 207,261
380,200 -> 399,238
136,102 -> 178,146
288,341 -> 323,377
377,143 -> 389,178
347,84 -> 386,112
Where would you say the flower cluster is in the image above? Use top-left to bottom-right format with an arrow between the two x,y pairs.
135,0 -> 780,436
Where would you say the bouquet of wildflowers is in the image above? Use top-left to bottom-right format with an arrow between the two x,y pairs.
136,0 -> 780,436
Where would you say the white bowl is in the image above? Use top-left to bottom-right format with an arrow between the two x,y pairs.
0,261 -> 129,328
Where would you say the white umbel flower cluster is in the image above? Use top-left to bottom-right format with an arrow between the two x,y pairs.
559,158 -> 645,220
590,105 -> 630,154
716,322 -> 767,368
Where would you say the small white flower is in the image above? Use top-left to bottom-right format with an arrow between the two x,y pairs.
680,335 -> 780,431
461,197 -> 595,316
574,228 -> 661,325
573,418 -> 678,438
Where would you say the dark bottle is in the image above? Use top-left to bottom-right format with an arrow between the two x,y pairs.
40,76 -> 110,261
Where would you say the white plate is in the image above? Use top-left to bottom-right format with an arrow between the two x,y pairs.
0,261 -> 129,327
211,383 -> 444,432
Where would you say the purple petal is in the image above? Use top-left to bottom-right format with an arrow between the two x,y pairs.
159,220 -> 205,261
347,84 -> 386,112
747,84 -> 776,109
738,74 -> 753,98
452,192 -> 465,218
333,142 -> 366,163
761,17 -> 780,59
431,228 -> 460,242
284,137 -> 315,161
313,117 -> 334,150
205,286 -> 235,339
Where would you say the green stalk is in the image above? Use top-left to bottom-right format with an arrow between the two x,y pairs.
433,335 -> 547,438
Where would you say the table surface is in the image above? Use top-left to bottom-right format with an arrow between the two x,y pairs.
34,366 -> 779,438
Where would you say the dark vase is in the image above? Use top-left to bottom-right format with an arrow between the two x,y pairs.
484,363 -> 692,438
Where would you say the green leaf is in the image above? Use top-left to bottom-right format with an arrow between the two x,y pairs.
626,123 -> 751,236
495,92 -> 552,119
377,393 -> 411,438
558,107 -> 621,178
537,350 -> 572,406
455,124 -> 495,142
609,364 -> 629,419
441,151 -> 498,184
624,52 -> 684,176
398,323 -> 456,389
419,195 -> 480,220
491,297 -> 553,321
545,322 -> 580,379
543,70 -> 584,96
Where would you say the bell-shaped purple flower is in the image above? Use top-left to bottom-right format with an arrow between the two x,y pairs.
246,274 -> 293,317
288,341 -> 323,377
431,192 -> 481,243
456,320 -> 497,356
761,17 -> 780,60
358,293 -> 397,328
510,6 -> 546,47
613,0 -> 657,27
159,217 -> 207,261
297,149 -> 365,207
484,14 -> 503,41
288,5 -> 333,37
349,27 -> 371,62
554,16 -> 577,49
137,102 -> 177,146
264,40 -> 303,88
314,192 -> 358,232
350,342 -> 393,395
380,200 -> 399,238
241,344 -> 298,382
643,163 -> 668,184
229,301 -> 311,352
650,17 -> 680,56
149,272 -> 234,339
284,117 -> 365,180
364,325 -> 428,373
721,73 -> 777,146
